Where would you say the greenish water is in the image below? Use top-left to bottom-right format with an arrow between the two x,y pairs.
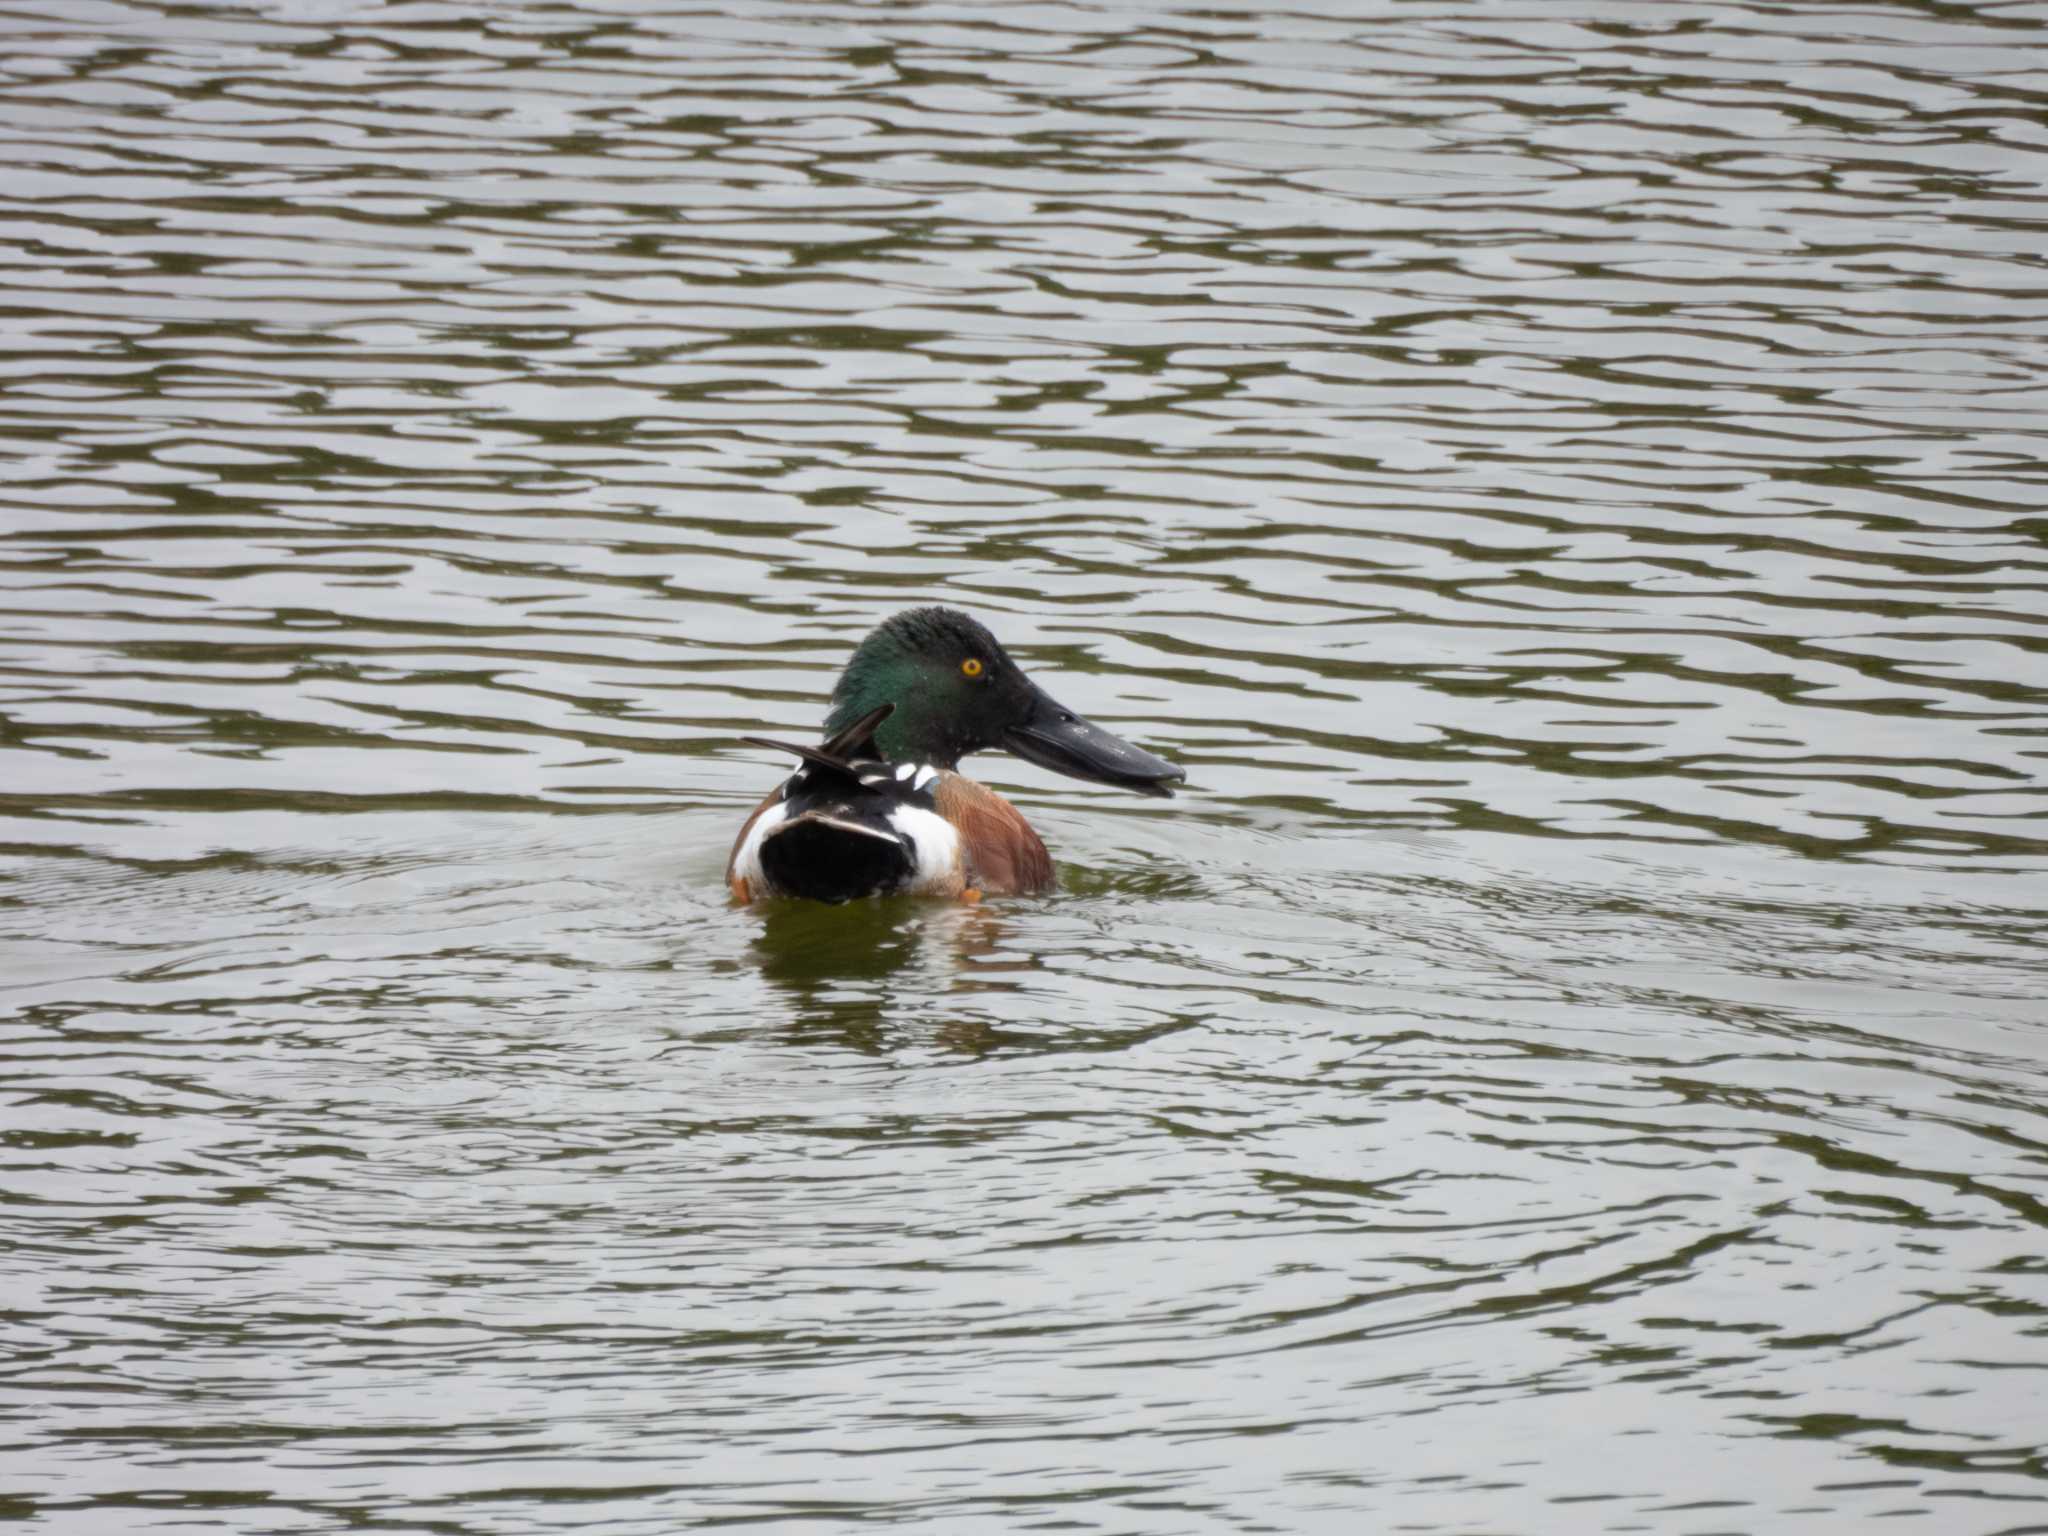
2,2 -> 2046,1532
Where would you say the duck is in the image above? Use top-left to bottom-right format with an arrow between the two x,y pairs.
728,607 -> 1183,904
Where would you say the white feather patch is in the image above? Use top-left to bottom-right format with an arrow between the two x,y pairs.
730,800 -> 788,889
887,804 -> 960,891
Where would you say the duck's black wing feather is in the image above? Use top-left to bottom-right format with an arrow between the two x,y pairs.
737,735 -> 861,784
739,704 -> 895,792
819,702 -> 893,759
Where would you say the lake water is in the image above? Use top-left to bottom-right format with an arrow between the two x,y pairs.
3,2 -> 2046,1532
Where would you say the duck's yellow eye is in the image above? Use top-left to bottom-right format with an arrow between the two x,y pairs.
961,657 -> 984,678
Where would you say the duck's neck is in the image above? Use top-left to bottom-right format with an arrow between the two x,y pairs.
825,652 -> 959,767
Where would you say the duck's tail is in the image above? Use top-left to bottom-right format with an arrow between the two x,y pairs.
757,811 -> 913,904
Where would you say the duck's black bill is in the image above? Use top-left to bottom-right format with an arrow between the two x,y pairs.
1003,689 -> 1185,799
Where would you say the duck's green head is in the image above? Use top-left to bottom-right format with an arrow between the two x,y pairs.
822,606 -> 1184,797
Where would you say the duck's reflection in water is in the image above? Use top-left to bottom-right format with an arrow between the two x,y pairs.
747,895 -> 1032,1053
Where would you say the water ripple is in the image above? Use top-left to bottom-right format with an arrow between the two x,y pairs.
4,1 -> 2048,1532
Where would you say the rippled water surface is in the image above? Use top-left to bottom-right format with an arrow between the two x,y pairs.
4,1 -> 2048,1531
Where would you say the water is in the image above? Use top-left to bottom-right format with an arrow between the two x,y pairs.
3,1 -> 2046,1531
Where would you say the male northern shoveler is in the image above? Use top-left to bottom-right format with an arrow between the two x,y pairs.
728,607 -> 1183,904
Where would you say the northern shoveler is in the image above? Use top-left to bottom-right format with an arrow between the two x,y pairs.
728,607 -> 1183,904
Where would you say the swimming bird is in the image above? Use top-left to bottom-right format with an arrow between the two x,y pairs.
728,607 -> 1183,904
